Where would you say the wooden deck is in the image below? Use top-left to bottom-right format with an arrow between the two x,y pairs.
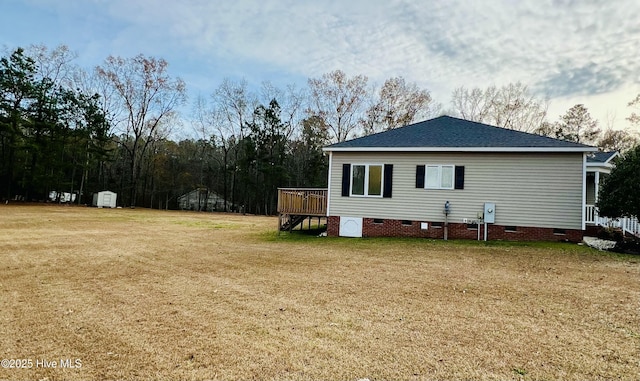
277,188 -> 328,232
277,188 -> 327,216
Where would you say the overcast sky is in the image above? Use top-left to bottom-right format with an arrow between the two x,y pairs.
2,0 -> 639,133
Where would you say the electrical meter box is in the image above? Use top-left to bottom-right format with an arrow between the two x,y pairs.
483,202 -> 496,223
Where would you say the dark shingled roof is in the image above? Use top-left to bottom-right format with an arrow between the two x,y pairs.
325,115 -> 595,151
587,151 -> 617,163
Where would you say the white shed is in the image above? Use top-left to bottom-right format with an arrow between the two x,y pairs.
93,191 -> 117,208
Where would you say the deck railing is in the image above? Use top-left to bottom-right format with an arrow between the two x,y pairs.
277,188 -> 328,216
586,204 -> 640,237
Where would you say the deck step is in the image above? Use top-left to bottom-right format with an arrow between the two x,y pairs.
280,215 -> 307,231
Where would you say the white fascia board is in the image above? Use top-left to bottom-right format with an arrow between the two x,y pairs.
323,146 -> 598,153
585,162 -> 614,170
604,151 -> 620,163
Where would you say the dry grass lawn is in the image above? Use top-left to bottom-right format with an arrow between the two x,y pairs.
0,204 -> 638,380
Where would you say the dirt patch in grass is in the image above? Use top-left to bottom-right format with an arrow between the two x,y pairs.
1,205 -> 638,380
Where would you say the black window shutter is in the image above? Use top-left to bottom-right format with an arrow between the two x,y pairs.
341,164 -> 351,196
416,165 -> 425,188
383,164 -> 393,198
455,166 -> 465,189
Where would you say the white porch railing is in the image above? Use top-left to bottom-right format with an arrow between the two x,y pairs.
585,204 -> 597,224
586,204 -> 640,237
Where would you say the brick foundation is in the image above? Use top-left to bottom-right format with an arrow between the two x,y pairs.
327,216 -> 584,242
327,216 -> 341,237
584,224 -> 603,237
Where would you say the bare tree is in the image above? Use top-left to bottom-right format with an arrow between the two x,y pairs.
363,76 -> 433,134
214,78 -> 255,140
192,94 -> 215,144
259,81 -> 306,139
598,128 -> 639,152
451,82 -> 548,133
73,65 -> 124,132
26,44 -> 77,88
96,55 -> 186,207
307,70 -> 368,143
595,110 -> 636,152
191,94 -> 221,196
211,78 -> 256,210
451,86 -> 498,123
627,93 -> 640,128
533,120 -> 556,138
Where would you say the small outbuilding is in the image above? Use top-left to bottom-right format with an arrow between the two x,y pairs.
177,188 -> 233,212
93,191 -> 117,208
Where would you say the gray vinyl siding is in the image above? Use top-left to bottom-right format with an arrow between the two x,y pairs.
329,152 -> 584,230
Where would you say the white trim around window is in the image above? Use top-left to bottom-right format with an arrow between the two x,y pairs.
425,165 -> 455,190
350,163 -> 384,197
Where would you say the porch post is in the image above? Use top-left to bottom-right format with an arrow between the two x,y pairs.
594,172 -> 600,202
581,154 -> 587,230
594,172 -> 600,223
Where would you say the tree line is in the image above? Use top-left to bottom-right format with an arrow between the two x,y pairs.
1,45 -> 639,214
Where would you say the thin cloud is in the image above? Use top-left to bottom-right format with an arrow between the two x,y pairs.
537,62 -> 626,98
2,0 -> 639,129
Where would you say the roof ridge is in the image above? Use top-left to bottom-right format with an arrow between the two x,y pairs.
324,115 -> 597,152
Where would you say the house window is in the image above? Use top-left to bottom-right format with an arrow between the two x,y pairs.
416,165 -> 464,190
425,165 -> 454,190
342,163 -> 393,198
351,164 -> 383,197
